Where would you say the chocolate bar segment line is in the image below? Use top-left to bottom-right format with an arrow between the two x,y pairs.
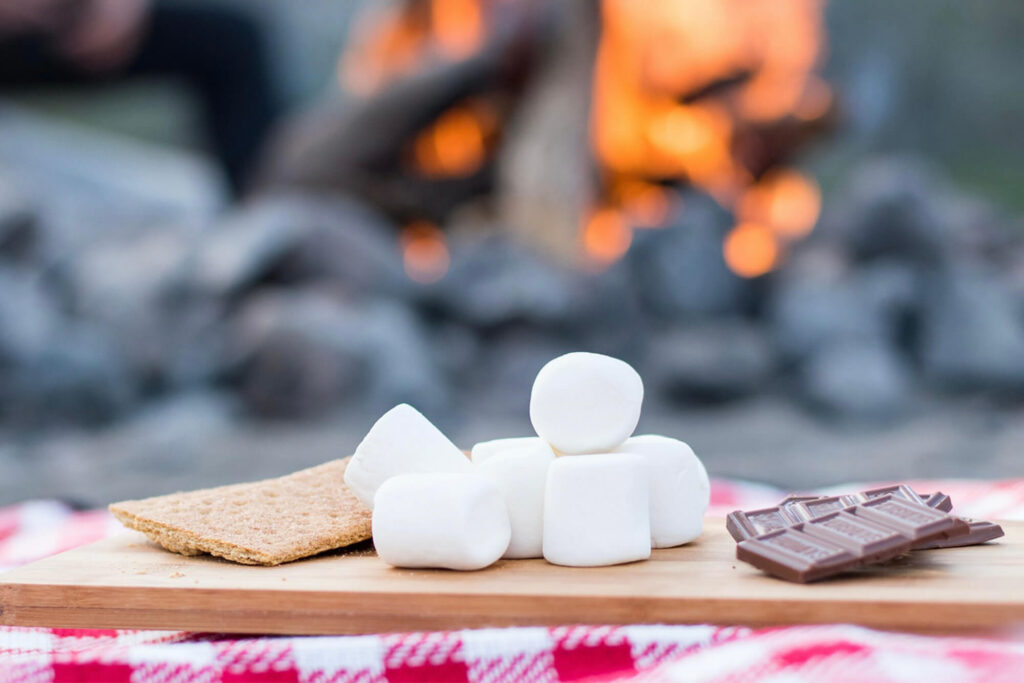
726,505 -> 802,541
800,510 -> 912,563
736,526 -> 861,583
851,496 -> 960,542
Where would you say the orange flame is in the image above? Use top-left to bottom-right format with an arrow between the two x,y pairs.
738,168 -> 821,239
340,4 -> 429,94
340,0 -> 487,94
342,0 -> 828,275
614,180 -> 673,228
591,0 -> 826,273
413,102 -> 495,177
431,0 -> 484,59
723,222 -> 778,278
583,208 -> 633,264
401,221 -> 450,283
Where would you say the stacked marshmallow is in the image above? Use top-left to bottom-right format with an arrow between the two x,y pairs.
344,352 -> 710,571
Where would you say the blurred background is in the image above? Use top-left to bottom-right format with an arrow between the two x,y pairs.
0,0 -> 1022,506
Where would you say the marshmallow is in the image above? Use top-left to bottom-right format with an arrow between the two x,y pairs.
616,435 -> 710,548
530,352 -> 643,454
542,453 -> 650,567
471,436 -> 546,465
476,441 -> 555,558
345,404 -> 472,509
372,473 -> 511,570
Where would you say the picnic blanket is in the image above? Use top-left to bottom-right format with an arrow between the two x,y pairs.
3,478 -> 1024,682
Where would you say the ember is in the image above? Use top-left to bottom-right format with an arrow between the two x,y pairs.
401,221 -> 451,283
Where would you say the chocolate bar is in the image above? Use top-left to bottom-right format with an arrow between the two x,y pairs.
736,486 -> 991,549
786,495 -> 972,549
913,518 -> 1004,549
727,486 -> 955,543
736,494 -> 963,583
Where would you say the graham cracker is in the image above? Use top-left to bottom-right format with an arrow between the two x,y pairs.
109,458 -> 372,566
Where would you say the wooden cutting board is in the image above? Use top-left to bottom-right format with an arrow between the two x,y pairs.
1,518 -> 1021,635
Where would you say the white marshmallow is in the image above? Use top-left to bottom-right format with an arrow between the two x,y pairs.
542,453 -> 650,567
476,441 -> 555,558
372,473 -> 511,570
616,435 -> 710,548
471,436 -> 545,465
345,404 -> 472,509
530,352 -> 643,454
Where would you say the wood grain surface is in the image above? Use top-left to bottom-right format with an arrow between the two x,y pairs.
1,518 -> 1021,635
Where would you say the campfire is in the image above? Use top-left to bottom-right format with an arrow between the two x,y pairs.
336,0 -> 832,278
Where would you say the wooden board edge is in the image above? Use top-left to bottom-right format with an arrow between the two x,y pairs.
2,582 -> 1022,636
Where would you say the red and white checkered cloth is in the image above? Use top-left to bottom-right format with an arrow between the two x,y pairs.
2,479 -> 1024,683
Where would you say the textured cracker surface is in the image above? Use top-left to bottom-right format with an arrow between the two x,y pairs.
109,459 -> 372,565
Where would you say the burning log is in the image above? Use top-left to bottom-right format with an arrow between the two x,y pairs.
495,0 -> 601,265
260,0 -> 834,276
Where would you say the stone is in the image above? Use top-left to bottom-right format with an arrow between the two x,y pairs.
55,227 -> 225,389
850,260 -> 920,320
421,236 -> 577,329
229,289 -> 442,418
0,180 -> 38,261
193,197 -> 313,296
59,228 -> 195,325
819,158 -> 949,264
357,300 -> 447,414
0,268 -> 136,427
229,289 -> 370,419
272,193 -> 407,297
569,260 -> 649,361
627,191 -> 748,319
195,193 -> 405,299
0,268 -> 62,365
799,338 -> 912,420
0,322 -> 134,428
647,319 -> 775,403
918,265 -> 1024,393
770,267 -> 888,362
463,329 -> 572,416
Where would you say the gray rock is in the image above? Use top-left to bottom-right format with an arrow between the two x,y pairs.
799,339 -> 912,420
357,300 -> 448,413
919,265 -> 1024,393
820,158 -> 948,263
195,193 -> 404,298
820,157 -> 1016,267
60,227 -> 195,325
422,236 -> 577,328
230,289 -> 442,418
230,289 -> 369,418
627,192 -> 747,319
0,268 -> 135,427
0,268 -> 62,365
770,269 -> 888,362
113,390 -> 239,470
465,331 -> 572,415
272,194 -> 406,297
428,322 -> 481,384
0,322 -> 134,428
850,260 -> 920,321
0,180 -> 37,261
647,320 -> 776,402
193,197 -> 313,296
56,226 -> 224,389
569,260 -> 648,362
